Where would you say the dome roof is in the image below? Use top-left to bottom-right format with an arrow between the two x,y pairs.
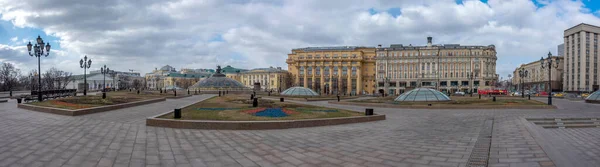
190,65 -> 246,89
191,77 -> 245,89
280,87 -> 319,96
586,90 -> 600,101
394,88 -> 451,102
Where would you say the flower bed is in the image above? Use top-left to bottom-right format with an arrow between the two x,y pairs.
50,100 -> 93,109
197,108 -> 241,111
254,108 -> 289,117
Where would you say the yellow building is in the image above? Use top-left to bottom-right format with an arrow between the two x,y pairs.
237,67 -> 291,92
377,37 -> 498,95
286,46 -> 377,95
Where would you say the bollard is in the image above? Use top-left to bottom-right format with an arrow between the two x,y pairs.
17,98 -> 22,104
280,98 -> 284,102
528,95 -> 531,100
102,92 -> 106,99
479,94 -> 481,99
129,89 -> 132,92
337,95 -> 340,102
137,90 -> 140,94
250,94 -> 254,100
219,91 -> 221,97
365,108 -> 374,115
174,90 -> 177,97
160,89 -> 163,94
9,91 -> 12,97
268,92 -> 271,96
74,92 -> 77,97
253,98 -> 258,107
174,108 -> 181,119
493,96 -> 496,102
188,89 -> 190,95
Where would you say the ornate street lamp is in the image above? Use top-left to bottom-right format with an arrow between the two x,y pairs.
27,35 -> 51,102
541,52 -> 560,105
80,55 -> 92,95
467,70 -> 478,97
518,68 -> 529,98
100,65 -> 110,99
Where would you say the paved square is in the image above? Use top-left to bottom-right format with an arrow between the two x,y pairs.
0,95 -> 599,167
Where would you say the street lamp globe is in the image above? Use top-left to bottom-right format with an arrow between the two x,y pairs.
27,42 -> 32,51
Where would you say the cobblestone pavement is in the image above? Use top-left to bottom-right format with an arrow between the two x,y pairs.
0,95 -> 599,167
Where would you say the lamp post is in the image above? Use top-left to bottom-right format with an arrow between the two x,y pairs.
79,55 -> 92,95
467,70 -> 478,97
518,68 -> 529,98
100,65 -> 110,99
27,35 -> 51,102
541,52 -> 560,105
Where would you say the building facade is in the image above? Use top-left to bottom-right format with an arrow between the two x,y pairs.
145,65 -> 213,90
512,56 -> 564,93
564,23 -> 600,92
229,67 -> 291,92
286,46 -> 377,95
376,37 -> 498,95
558,43 -> 564,57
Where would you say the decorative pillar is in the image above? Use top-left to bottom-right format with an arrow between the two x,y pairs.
303,66 -> 308,88
329,65 -> 333,94
347,66 -> 352,95
320,66 -> 325,94
357,66 -> 362,95
295,66 -> 300,86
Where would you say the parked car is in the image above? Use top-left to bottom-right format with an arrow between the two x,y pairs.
454,91 -> 466,96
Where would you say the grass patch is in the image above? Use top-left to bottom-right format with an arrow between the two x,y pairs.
29,91 -> 168,110
349,96 -> 547,106
160,95 -> 363,121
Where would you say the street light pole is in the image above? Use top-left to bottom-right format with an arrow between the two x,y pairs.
80,55 -> 92,95
101,65 -> 110,99
27,35 -> 51,102
519,68 -> 529,98
541,52 -> 559,105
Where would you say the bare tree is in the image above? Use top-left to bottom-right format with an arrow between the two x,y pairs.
132,79 -> 143,90
0,62 -> 21,91
40,67 -> 74,90
119,75 -> 131,90
175,78 -> 194,89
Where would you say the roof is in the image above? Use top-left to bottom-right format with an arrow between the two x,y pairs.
220,65 -> 248,74
564,23 -> 600,32
379,44 -> 495,51
292,46 -> 375,52
166,73 -> 208,78
243,68 -> 287,73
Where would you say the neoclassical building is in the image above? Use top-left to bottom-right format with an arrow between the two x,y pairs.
512,56 -> 564,93
286,46 -> 377,95
376,37 -> 498,95
235,67 -> 291,92
145,65 -> 213,89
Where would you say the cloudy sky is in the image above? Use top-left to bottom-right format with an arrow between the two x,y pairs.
1,0 -> 600,79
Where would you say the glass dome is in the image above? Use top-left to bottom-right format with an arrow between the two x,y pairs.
586,90 -> 600,101
191,77 -> 245,89
394,88 -> 451,102
280,87 -> 319,96
190,65 -> 246,89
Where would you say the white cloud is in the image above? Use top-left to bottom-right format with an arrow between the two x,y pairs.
0,0 -> 599,79
10,36 -> 18,42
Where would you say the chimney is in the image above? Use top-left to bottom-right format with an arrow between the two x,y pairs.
427,37 -> 433,47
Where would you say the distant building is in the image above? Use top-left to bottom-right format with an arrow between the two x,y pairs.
376,37 -> 498,95
512,56 -> 564,93
236,67 -> 291,92
67,70 -> 143,91
557,43 -> 564,57
563,23 -> 600,92
145,65 -> 213,89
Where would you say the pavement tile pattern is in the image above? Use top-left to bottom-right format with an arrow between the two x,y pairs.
0,95 -> 599,167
